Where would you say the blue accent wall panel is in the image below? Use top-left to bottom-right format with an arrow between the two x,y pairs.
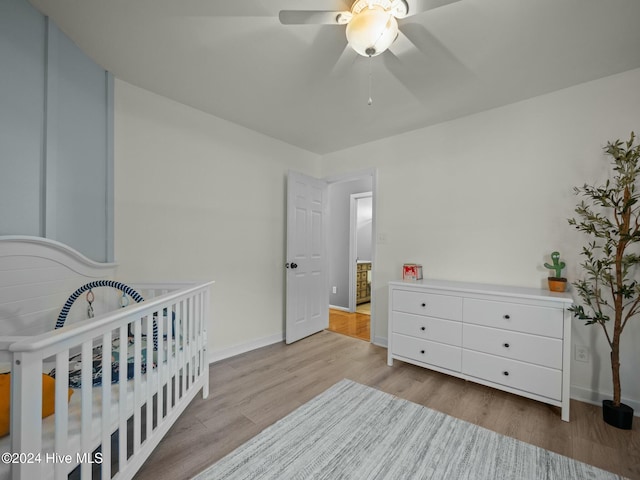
53,25 -> 109,262
0,0 -> 46,236
0,0 -> 113,262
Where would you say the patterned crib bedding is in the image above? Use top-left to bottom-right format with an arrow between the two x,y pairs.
50,316 -> 179,389
49,337 -> 157,388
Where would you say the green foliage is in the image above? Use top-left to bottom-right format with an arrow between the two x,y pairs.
569,132 -> 640,407
568,132 -> 640,339
544,251 -> 566,278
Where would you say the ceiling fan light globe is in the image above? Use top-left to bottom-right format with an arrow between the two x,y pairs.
345,6 -> 398,57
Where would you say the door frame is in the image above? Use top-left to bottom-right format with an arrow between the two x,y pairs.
349,191 -> 373,313
324,168 -> 378,344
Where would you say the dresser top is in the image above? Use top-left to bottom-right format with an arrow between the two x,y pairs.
389,279 -> 573,305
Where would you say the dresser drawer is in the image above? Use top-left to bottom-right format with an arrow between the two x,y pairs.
462,324 -> 562,369
462,350 -> 561,400
392,290 -> 462,321
464,298 -> 563,338
392,333 -> 461,372
393,312 -> 461,347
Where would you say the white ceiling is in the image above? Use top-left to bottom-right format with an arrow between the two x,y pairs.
28,0 -> 640,155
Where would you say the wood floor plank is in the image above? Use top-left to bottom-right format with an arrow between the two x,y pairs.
328,308 -> 370,341
135,331 -> 640,480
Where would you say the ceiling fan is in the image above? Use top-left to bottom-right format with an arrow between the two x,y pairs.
279,0 -> 461,59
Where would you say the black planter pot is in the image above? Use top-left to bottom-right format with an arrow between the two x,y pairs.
602,400 -> 634,430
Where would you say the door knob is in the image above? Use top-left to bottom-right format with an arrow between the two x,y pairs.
290,262 -> 298,269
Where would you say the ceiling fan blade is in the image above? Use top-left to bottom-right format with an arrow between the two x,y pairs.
396,23 -> 470,73
385,31 -> 430,97
404,0 -> 462,17
279,10 -> 345,25
382,50 -> 430,103
384,27 -> 474,103
388,30 -> 416,58
331,42 -> 359,77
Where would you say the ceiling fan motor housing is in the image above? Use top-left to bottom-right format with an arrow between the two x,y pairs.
351,0 -> 408,17
346,4 -> 400,57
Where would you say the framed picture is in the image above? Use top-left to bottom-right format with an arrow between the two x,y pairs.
402,264 -> 423,280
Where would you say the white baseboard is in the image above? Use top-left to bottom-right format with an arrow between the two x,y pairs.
372,336 -> 388,348
208,333 -> 284,363
570,385 -> 640,416
329,304 -> 350,312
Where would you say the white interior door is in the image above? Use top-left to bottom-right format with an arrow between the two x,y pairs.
286,171 -> 328,344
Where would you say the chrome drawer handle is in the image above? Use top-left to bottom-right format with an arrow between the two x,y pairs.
503,343 -> 510,348
503,371 -> 510,376
503,314 -> 510,320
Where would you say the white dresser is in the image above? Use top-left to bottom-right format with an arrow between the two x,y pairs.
387,279 -> 573,421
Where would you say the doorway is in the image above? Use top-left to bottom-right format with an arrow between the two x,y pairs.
350,192 -> 372,315
325,171 -> 376,343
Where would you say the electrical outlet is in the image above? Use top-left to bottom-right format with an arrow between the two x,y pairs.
332,286 -> 337,294
575,345 -> 590,363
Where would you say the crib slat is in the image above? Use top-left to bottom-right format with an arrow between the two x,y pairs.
133,318 -> 142,454
201,292 -> 206,380
54,351 -> 69,480
167,303 -> 175,413
80,341 -> 93,479
157,306 -> 164,424
172,300 -> 181,408
201,290 -> 209,398
11,352 -> 43,480
118,324 -> 128,473
200,291 -> 209,398
180,299 -> 187,399
189,296 -> 196,388
145,312 -> 153,441
175,301 -> 180,402
101,331 -> 112,480
204,289 -> 210,398
195,294 -> 202,380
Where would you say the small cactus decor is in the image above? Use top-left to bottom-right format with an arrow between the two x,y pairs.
544,251 -> 567,292
544,251 -> 566,279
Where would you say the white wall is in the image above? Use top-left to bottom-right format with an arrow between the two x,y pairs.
320,68 -> 640,410
114,80 -> 321,360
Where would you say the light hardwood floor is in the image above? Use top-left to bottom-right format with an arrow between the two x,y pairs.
135,331 -> 640,480
327,308 -> 370,341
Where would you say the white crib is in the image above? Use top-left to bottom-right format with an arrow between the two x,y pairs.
0,236 -> 213,480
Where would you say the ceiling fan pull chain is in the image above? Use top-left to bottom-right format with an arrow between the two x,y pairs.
368,55 -> 373,106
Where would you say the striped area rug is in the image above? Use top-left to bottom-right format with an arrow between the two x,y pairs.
193,379 -> 624,480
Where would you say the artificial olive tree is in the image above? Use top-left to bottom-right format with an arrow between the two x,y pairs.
568,132 -> 640,410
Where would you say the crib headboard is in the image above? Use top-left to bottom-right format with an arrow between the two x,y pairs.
0,236 -> 118,336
